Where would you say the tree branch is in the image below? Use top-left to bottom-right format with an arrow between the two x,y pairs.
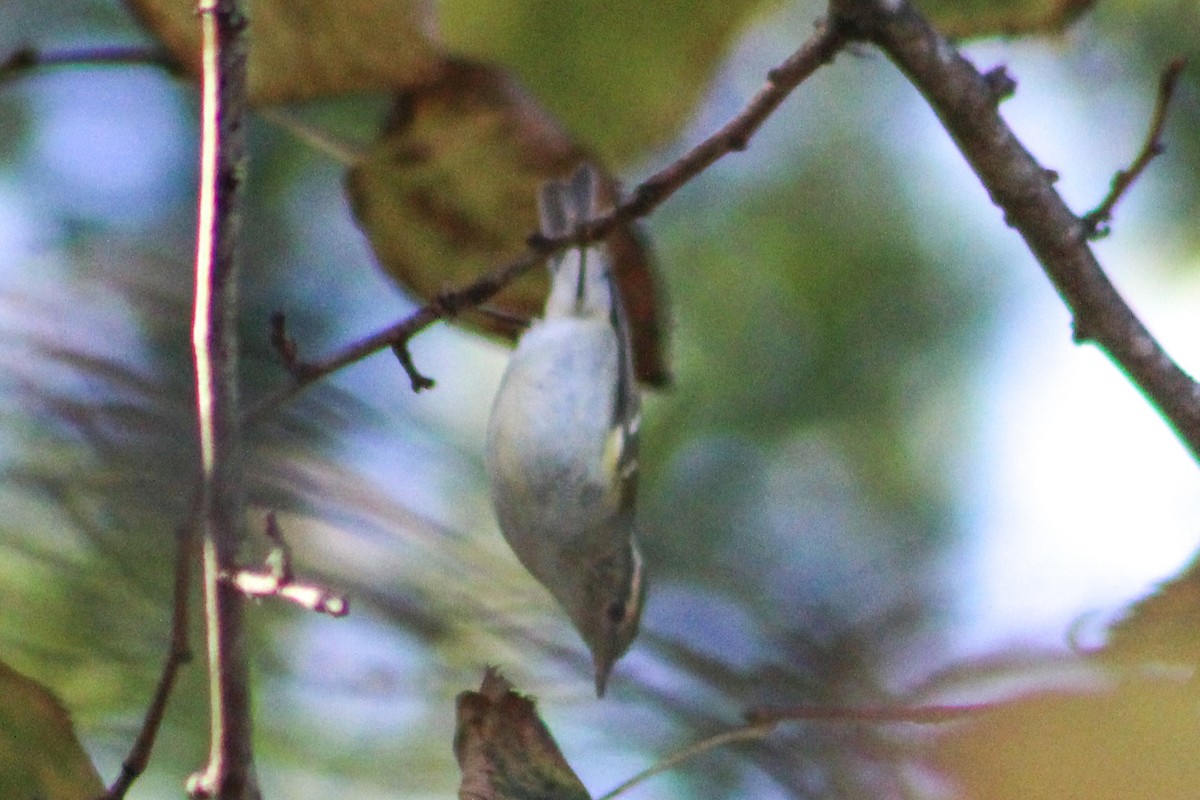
830,0 -> 1200,464
185,0 -> 258,797
243,18 -> 848,422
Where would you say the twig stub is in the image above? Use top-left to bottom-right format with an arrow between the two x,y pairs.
224,513 -> 350,617
391,342 -> 435,392
982,64 -> 1017,105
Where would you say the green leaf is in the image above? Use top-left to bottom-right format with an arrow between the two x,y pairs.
0,662 -> 104,800
916,0 -> 1096,38
436,0 -> 782,162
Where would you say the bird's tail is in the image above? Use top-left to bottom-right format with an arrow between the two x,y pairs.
537,164 -> 601,240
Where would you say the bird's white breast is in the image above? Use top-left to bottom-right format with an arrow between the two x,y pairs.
486,316 -> 620,564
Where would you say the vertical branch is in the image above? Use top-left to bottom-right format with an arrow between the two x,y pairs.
186,0 -> 257,798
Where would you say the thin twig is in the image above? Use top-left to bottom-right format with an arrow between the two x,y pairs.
257,106 -> 365,166
830,0 -> 1200,464
595,698 -> 1001,800
0,44 -> 179,85
267,312 -> 300,374
242,19 -> 848,423
744,700 -> 1002,726
101,524 -> 196,800
1082,56 -> 1188,238
595,722 -> 778,800
185,0 -> 258,797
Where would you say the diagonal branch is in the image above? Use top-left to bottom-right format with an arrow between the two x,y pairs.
830,0 -> 1200,464
101,523 -> 196,800
242,19 -> 849,422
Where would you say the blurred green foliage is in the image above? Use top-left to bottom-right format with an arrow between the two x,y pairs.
915,0 -> 1095,37
436,0 -> 783,162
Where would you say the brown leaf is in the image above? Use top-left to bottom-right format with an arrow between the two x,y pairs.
930,680 -> 1200,800
124,0 -> 444,104
0,662 -> 104,800
1102,553 -> 1200,666
345,59 -> 669,385
454,668 -> 592,800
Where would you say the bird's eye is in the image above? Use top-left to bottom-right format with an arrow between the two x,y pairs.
606,601 -> 626,624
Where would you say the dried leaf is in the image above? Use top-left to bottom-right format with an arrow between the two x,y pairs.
454,668 -> 591,800
124,0 -> 444,104
0,662 -> 104,800
1102,553 -> 1200,666
931,681 -> 1200,800
345,59 -> 669,385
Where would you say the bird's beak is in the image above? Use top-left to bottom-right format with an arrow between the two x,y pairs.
593,653 -> 615,698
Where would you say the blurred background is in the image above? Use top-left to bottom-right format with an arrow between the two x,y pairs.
2,0 -> 1200,797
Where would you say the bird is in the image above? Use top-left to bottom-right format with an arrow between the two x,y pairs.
485,164 -> 645,696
